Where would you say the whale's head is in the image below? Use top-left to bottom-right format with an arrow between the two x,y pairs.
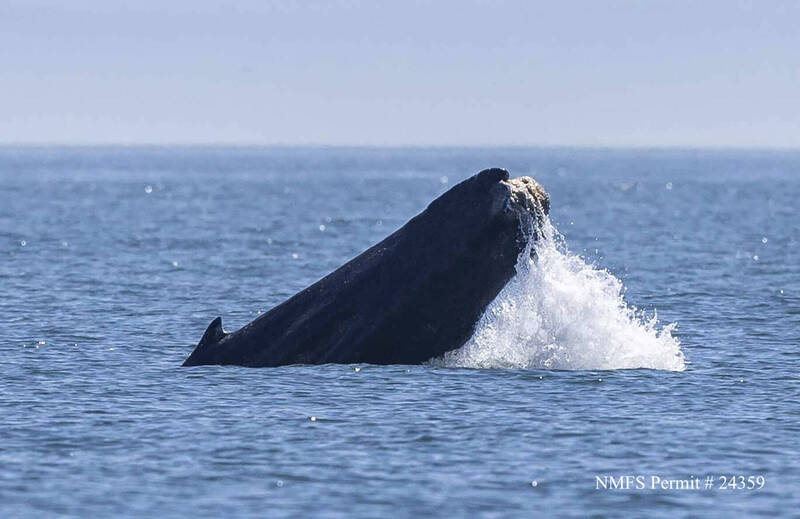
183,167 -> 552,368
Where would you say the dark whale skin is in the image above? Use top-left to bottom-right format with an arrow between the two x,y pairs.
182,168 -> 548,367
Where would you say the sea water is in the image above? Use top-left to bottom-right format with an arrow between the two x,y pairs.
1,147 -> 798,516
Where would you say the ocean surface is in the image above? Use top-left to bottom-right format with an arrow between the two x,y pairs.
1,147 -> 798,517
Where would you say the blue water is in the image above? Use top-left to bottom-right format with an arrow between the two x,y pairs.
1,147 -> 798,517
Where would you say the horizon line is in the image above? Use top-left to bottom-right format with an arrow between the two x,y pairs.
1,142 -> 799,153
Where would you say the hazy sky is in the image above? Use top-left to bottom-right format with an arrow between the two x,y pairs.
2,0 -> 799,147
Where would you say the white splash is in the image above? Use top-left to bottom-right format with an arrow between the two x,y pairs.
439,216 -> 685,371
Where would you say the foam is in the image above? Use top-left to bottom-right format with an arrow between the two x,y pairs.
437,214 -> 685,371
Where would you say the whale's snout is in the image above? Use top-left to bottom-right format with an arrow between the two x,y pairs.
504,176 -> 550,219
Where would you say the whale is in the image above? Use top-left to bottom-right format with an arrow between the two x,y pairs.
182,168 -> 549,367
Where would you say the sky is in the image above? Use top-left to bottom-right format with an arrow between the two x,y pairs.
1,0 -> 799,147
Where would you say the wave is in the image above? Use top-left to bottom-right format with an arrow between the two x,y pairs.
437,214 -> 685,371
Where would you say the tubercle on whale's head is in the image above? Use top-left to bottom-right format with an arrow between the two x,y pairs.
499,176 -> 549,220
490,175 -> 549,247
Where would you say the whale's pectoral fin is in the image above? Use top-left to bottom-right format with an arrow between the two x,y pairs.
199,316 -> 226,347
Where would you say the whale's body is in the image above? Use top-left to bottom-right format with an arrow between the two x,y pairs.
183,168 -> 548,367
